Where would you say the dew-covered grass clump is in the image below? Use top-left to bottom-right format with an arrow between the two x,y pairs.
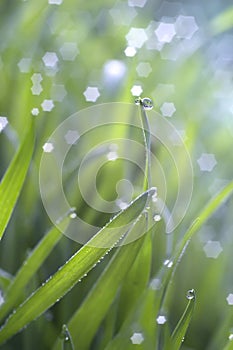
0,1 -> 233,349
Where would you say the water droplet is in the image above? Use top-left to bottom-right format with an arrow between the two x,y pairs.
153,214 -> 161,222
186,289 -> 195,300
135,97 -> 153,110
141,97 -> 153,110
70,212 -> 77,219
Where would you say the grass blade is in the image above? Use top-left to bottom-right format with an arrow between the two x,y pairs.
0,188 -> 154,345
170,290 -> 196,350
52,213 -> 148,350
0,119 -> 35,240
0,220 -> 68,321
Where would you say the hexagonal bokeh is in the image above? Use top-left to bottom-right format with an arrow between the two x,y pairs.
42,142 -> 54,153
31,84 -> 43,96
203,241 -> 223,259
197,153 -> 217,172
128,0 -> 147,8
51,84 -> 67,102
0,116 -> 8,132
126,27 -> 148,48
136,62 -> 152,77
109,2 -> 137,26
31,108 -> 40,116
64,130 -> 79,145
226,293 -> 233,305
155,22 -> 176,43
175,15 -> 199,39
42,52 -> 59,68
41,99 -> 55,112
124,46 -> 137,57
130,332 -> 144,345
31,73 -> 43,84
59,42 -> 79,61
160,102 -> 176,117
131,84 -> 143,96
48,0 -> 63,4
83,87 -> 100,102
156,315 -> 167,324
17,58 -> 31,73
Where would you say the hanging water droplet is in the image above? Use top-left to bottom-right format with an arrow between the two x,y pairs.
135,97 -> 154,110
186,289 -> 195,300
141,97 -> 153,110
69,212 -> 77,219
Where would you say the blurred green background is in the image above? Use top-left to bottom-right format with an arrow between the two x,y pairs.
0,0 -> 233,349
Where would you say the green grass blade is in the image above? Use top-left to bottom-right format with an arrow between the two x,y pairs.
0,119 -> 35,241
0,270 -> 12,292
163,180 -> 233,300
52,213 -> 148,350
0,221 -> 67,321
170,290 -> 196,350
223,339 -> 233,350
0,188 -> 154,345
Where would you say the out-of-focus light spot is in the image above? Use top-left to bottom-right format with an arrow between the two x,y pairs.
116,199 -> 128,210
226,294 -> 233,306
43,142 -> 54,153
160,102 -> 176,117
109,2 -> 137,26
175,15 -> 198,39
48,0 -> 63,4
128,0 -> 147,8
18,58 -> 31,73
64,130 -> 79,145
203,241 -> 223,259
136,62 -> 152,77
131,85 -> 143,96
169,129 -> 186,146
31,84 -> 43,95
150,278 -> 161,290
0,116 -> 8,132
130,332 -> 144,345
103,60 -> 126,81
124,46 -> 137,57
152,83 -> 175,105
229,333 -> 233,340
126,28 -> 148,48
42,52 -> 58,68
156,315 -> 167,324
51,84 -> 67,102
197,153 -> 217,172
155,23 -> 176,43
41,99 -> 54,112
107,151 -> 118,161
31,73 -> 43,84
83,87 -> 100,102
31,108 -> 39,116
59,42 -> 79,61
155,1 -> 183,21
153,214 -> 162,222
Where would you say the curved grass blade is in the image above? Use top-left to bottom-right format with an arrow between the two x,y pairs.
169,290 -> 196,350
52,213 -> 148,350
0,217 -> 70,321
0,119 -> 35,241
0,188 -> 154,345
61,325 -> 75,350
162,180 -> 233,303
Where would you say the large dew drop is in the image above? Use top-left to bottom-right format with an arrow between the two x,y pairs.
186,289 -> 195,300
135,97 -> 153,110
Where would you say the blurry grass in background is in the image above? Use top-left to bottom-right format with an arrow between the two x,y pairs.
0,0 -> 233,349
